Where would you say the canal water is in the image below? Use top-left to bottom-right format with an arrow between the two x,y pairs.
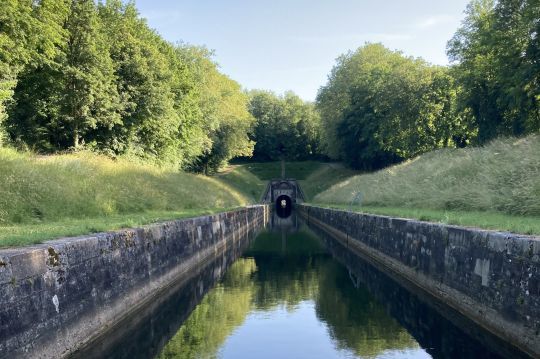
73,212 -> 528,359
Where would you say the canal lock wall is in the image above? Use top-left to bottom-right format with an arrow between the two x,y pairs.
298,204 -> 540,358
0,205 -> 269,359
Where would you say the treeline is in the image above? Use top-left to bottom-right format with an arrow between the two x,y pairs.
317,0 -> 539,170
0,0 -> 253,172
248,90 -> 321,161
3,0 -> 537,173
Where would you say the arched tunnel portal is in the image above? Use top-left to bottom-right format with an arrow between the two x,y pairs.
261,179 -> 305,218
275,194 -> 292,218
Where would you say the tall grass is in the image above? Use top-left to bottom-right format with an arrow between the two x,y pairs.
0,149 -> 250,225
217,165 -> 267,202
315,135 -> 540,217
218,161 -> 358,201
300,163 -> 359,200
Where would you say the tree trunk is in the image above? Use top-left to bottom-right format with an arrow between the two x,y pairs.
73,127 -> 79,149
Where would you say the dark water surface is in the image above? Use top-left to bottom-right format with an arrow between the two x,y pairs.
73,212 -> 528,359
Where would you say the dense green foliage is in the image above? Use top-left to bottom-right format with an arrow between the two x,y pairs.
315,135 -> 540,218
0,0 -> 253,172
317,0 -> 539,170
248,90 -> 321,161
448,0 -> 540,143
181,46 -> 254,174
3,0 -> 537,173
317,44 -> 472,170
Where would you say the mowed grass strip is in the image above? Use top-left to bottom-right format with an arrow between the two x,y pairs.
0,209 -> 236,248
314,205 -> 540,236
234,160 -> 324,180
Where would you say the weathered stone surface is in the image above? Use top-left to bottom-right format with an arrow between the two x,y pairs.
0,205 -> 269,359
261,179 -> 305,203
299,204 -> 540,358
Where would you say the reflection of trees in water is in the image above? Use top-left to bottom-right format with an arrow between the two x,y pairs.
158,229 -> 418,359
157,258 -> 257,359
246,229 -> 325,310
315,261 -> 418,358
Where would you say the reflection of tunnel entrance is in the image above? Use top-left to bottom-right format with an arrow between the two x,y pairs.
275,195 -> 292,218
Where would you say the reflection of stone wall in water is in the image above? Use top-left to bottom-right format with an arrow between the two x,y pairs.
305,209 -> 531,359
0,206 -> 268,359
72,235 -> 255,359
300,204 -> 540,356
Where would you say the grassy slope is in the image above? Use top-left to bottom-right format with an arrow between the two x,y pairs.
5,138 -> 538,247
216,165 -> 267,202
216,161 -> 316,202
299,163 -> 360,200
0,149 -> 251,247
1,157 -> 345,247
219,161 -> 359,201
314,135 -> 540,235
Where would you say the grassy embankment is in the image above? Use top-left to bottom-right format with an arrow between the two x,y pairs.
219,161 -> 359,201
314,135 -> 540,235
4,136 -> 538,247
0,149 -> 252,247
0,149 -> 350,247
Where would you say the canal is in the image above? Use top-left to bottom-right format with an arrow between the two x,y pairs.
72,211 -> 528,359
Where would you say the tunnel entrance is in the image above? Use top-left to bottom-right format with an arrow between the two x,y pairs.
275,195 -> 292,218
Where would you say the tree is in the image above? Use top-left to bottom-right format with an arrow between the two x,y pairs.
179,45 -> 254,173
248,90 -> 321,161
447,0 -> 540,143
0,0 -> 69,145
94,1 -> 207,167
0,0 -> 36,136
317,43 -> 471,170
62,0 -> 121,149
7,0 -> 120,151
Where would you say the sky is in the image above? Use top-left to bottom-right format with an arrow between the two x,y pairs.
135,0 -> 471,101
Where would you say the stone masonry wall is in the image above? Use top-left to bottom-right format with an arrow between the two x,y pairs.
299,204 -> 540,358
0,205 -> 268,359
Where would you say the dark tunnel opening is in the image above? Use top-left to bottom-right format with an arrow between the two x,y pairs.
275,195 -> 292,218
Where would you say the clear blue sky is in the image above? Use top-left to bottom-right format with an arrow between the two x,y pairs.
135,0 -> 471,101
